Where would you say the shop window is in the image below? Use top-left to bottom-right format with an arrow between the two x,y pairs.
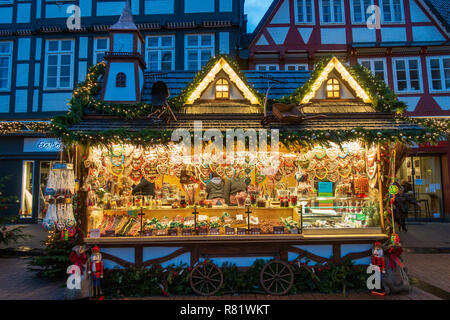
396,156 -> 444,219
116,72 -> 126,87
215,78 -> 229,99
326,78 -> 340,98
20,161 -> 34,219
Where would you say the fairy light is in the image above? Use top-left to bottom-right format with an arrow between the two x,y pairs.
301,57 -> 371,104
185,57 -> 259,105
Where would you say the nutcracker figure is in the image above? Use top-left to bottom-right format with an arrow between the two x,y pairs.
88,246 -> 104,299
370,241 -> 386,296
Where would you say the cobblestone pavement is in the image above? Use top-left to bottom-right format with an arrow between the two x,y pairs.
0,257 -> 66,300
0,223 -> 448,300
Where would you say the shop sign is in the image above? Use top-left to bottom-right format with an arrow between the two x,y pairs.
23,138 -> 62,153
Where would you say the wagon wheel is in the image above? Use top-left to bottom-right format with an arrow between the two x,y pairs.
189,262 -> 223,296
261,115 -> 276,126
260,260 -> 294,295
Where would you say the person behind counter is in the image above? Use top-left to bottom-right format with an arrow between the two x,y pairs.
206,173 -> 225,205
132,177 -> 156,196
225,176 -> 247,206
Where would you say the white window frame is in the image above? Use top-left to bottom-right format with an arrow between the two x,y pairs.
426,55 -> 450,93
93,37 -> 109,65
294,0 -> 315,24
256,64 -> 280,71
145,35 -> 175,71
285,64 -> 308,71
357,58 -> 388,84
44,39 -> 74,90
392,57 -> 423,93
350,0 -> 374,24
319,0 -> 345,24
0,41 -> 12,91
380,0 -> 404,24
184,34 -> 214,71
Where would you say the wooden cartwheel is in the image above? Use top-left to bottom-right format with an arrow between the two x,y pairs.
189,261 -> 224,296
260,260 -> 294,295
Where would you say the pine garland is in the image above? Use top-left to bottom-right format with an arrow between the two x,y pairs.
1,55 -> 447,148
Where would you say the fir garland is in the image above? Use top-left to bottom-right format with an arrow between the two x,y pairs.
1,56 -> 447,148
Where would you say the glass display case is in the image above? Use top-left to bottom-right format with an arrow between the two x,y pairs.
83,141 -> 382,239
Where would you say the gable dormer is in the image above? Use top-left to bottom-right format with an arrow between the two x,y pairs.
101,1 -> 146,104
301,57 -> 374,113
183,57 -> 262,114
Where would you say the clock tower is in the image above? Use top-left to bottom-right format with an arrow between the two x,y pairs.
101,1 -> 146,104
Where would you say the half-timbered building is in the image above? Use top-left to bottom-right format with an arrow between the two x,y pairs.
248,0 -> 450,220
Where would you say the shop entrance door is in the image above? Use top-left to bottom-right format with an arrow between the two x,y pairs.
397,155 -> 444,220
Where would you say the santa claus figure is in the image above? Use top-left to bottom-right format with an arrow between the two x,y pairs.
88,246 -> 104,299
370,241 -> 386,296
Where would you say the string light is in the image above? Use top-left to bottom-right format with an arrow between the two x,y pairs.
185,57 -> 259,105
301,57 -> 371,104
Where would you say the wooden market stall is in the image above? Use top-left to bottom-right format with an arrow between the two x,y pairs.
47,11 -> 439,295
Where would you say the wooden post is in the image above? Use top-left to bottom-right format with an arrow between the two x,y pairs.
376,143 -> 385,231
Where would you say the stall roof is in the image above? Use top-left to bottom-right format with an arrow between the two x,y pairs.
143,70 -> 311,102
70,113 -> 423,132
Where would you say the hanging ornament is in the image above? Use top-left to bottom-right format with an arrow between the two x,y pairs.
255,171 -> 266,184
224,167 -> 235,179
314,167 -> 328,180
326,171 -> 339,183
215,165 -> 226,178
129,168 -> 143,182
110,144 -> 124,157
157,163 -> 169,176
110,164 -> 124,176
143,164 -> 159,182
110,154 -> 125,167
313,148 -> 326,159
338,147 -> 349,159
130,156 -> 144,170
337,165 -> 351,178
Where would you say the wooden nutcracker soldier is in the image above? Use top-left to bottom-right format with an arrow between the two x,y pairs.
370,241 -> 386,296
88,246 -> 104,299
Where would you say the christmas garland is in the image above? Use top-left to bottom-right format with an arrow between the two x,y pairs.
1,56 -> 447,147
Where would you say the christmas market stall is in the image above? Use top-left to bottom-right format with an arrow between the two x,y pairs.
42,46 -> 448,296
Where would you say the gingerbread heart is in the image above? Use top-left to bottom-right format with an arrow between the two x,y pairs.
255,172 -> 266,184
129,168 -> 143,182
157,163 -> 169,175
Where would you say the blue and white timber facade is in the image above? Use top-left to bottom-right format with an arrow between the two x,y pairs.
0,0 -> 246,222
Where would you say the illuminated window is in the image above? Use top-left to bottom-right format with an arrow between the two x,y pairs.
215,78 -> 229,99
326,78 -> 340,98
116,72 -> 126,87
20,160 -> 34,219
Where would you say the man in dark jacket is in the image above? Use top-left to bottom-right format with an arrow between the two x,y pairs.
132,177 -> 156,196
393,185 -> 420,232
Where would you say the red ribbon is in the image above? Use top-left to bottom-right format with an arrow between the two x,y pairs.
387,247 -> 403,269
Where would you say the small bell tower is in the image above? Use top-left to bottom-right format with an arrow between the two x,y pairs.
101,1 -> 146,104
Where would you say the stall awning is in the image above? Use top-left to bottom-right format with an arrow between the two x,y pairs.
69,113 -> 423,132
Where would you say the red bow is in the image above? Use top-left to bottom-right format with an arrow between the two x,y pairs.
386,246 -> 403,269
